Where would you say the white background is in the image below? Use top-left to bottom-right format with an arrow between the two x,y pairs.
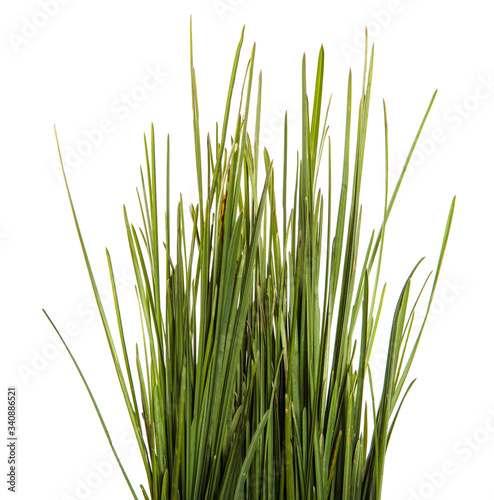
1,1 -> 493,499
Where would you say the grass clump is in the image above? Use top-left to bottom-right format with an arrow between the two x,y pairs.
45,22 -> 455,500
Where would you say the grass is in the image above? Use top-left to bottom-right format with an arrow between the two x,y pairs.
45,21 -> 455,500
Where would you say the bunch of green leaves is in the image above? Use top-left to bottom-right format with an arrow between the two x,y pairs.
45,22 -> 455,500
